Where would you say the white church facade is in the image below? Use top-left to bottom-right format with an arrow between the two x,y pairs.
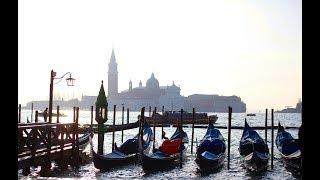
105,49 -> 246,112
24,49 -> 246,113
107,49 -> 184,111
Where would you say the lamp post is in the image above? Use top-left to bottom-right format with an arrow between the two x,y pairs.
48,70 -> 75,123
95,81 -> 108,155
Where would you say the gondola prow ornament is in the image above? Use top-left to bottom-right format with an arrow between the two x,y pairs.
95,81 -> 108,155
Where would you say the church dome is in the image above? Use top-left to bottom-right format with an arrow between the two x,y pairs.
146,73 -> 159,89
168,81 -> 180,90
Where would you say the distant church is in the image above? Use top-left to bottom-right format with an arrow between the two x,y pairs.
106,49 -> 246,112
107,49 -> 184,111
24,49 -> 247,112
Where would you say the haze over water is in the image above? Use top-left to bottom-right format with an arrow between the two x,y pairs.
18,0 -> 302,179
18,0 -> 302,112
18,110 -> 301,179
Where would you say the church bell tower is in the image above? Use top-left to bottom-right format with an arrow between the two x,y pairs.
108,48 -> 118,97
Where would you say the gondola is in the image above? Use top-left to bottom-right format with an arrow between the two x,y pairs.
239,119 -> 269,172
195,118 -> 226,172
142,124 -> 189,171
91,122 -> 153,170
276,122 -> 301,170
78,127 -> 94,150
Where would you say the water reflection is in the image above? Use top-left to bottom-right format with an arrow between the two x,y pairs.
18,110 -> 301,179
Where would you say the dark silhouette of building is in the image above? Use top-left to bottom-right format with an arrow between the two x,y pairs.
183,94 -> 246,112
276,99 -> 302,113
24,98 -> 81,110
108,49 -> 118,98
106,49 -> 246,112
24,49 -> 247,113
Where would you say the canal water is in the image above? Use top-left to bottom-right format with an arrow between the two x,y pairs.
18,109 -> 302,179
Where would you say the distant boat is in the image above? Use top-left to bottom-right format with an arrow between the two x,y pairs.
38,112 -> 67,117
239,119 -> 269,172
247,113 -> 256,116
147,111 -> 218,124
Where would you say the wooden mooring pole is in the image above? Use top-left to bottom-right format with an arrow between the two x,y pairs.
57,105 -> 60,123
112,105 -> 116,151
265,109 -> 268,144
180,109 -> 183,168
18,104 -> 21,123
138,107 -> 145,163
73,107 -> 76,124
153,107 -> 157,151
97,125 -> 103,155
75,107 -> 80,166
91,106 -> 93,129
191,108 -> 195,154
300,111 -> 303,172
227,106 -> 232,169
121,104 -> 124,143
35,110 -> 38,123
138,108 -> 142,146
31,102 -> 33,122
161,106 -> 164,139
271,108 -> 274,169
70,107 -> 77,168
149,106 -> 151,117
42,109 -> 53,176
127,108 -> 129,124
59,122 -> 67,170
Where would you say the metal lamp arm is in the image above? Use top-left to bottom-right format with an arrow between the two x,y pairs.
54,72 -> 72,80
53,72 -> 72,85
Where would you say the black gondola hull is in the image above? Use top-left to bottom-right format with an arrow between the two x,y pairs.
141,122 -> 188,172
195,118 -> 226,172
142,153 -> 179,171
195,153 -> 225,171
276,122 -> 301,171
281,153 -> 301,170
92,149 -> 137,170
91,122 -> 153,170
239,120 -> 269,172
243,152 -> 268,172
78,131 -> 93,150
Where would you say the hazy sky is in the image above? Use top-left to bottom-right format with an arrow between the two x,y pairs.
18,0 -> 302,112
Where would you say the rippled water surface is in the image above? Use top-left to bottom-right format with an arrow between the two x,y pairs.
18,110 -> 302,179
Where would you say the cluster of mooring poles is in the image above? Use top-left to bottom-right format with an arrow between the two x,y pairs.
18,104 -> 277,169
18,105 -> 82,177
18,98 -> 296,175
216,107 -> 275,170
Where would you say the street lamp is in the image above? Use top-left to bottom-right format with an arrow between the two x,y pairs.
49,70 -> 75,123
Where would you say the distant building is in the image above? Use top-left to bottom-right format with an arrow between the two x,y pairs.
24,98 -> 80,110
108,49 -> 118,98
159,82 -> 185,111
108,72 -> 181,111
295,100 -> 302,112
106,49 -> 246,112
183,94 -> 246,112
276,100 -> 302,113
79,95 -> 97,109
24,50 -> 247,113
